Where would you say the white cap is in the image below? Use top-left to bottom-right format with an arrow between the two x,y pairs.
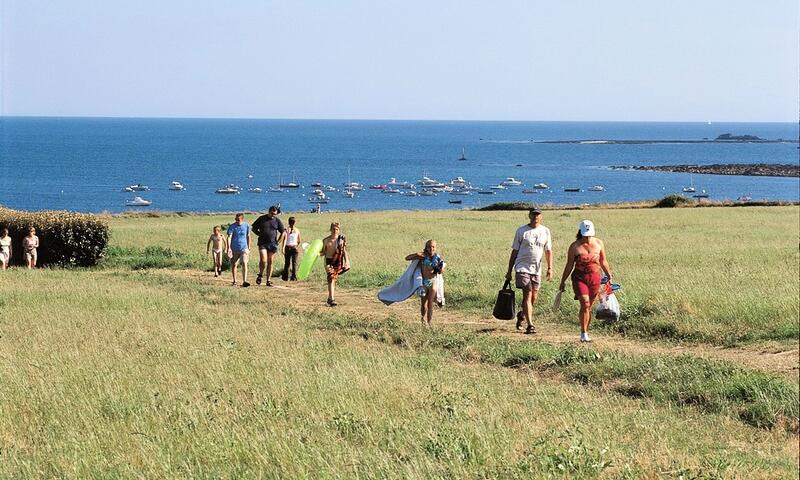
579,220 -> 595,237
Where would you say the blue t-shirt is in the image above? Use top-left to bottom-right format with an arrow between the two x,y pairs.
227,222 -> 251,252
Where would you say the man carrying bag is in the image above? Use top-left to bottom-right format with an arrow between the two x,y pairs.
504,208 -> 553,334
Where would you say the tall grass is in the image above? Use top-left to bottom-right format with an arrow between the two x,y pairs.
0,269 -> 796,477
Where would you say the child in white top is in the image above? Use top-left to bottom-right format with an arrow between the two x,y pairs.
23,227 -> 39,269
0,228 -> 12,270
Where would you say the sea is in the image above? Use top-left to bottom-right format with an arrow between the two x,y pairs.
0,117 -> 798,213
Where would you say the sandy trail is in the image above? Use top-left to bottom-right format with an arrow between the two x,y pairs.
172,269 -> 799,380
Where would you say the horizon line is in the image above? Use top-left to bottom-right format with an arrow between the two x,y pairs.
1,114 -> 798,124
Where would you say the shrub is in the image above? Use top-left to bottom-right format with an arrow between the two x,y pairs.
477,202 -> 536,211
0,207 -> 109,267
654,194 -> 692,208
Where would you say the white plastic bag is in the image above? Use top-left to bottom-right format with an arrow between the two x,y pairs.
596,291 -> 621,321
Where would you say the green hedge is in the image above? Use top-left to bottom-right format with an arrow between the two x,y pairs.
0,208 -> 109,267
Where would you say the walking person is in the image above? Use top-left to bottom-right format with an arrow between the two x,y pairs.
281,217 -> 302,281
206,225 -> 227,277
23,227 -> 40,269
405,239 -> 445,327
226,213 -> 251,287
252,206 -> 284,287
558,220 -> 613,342
321,222 -> 349,306
505,208 -> 553,334
0,228 -> 12,270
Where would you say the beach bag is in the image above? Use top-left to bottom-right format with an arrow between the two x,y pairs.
492,280 -> 516,320
596,285 -> 621,321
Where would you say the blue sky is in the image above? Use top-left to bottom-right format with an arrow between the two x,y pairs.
1,0 -> 798,121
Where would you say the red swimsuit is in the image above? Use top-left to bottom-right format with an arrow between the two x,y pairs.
572,253 -> 602,299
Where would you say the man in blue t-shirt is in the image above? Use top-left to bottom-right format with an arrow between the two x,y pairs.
226,212 -> 251,287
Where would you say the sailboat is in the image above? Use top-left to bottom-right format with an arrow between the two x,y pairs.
343,166 -> 355,198
682,174 -> 696,193
458,147 -> 467,161
270,173 -> 284,192
280,172 -> 300,188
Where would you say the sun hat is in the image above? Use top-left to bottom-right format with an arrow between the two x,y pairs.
579,220 -> 595,237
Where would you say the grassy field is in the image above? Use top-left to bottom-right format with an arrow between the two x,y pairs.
0,205 -> 797,477
108,206 -> 799,346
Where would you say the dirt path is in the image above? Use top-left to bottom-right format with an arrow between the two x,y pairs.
172,270 -> 799,380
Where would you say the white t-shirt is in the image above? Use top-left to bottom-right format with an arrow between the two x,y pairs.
0,236 -> 10,254
511,224 -> 552,275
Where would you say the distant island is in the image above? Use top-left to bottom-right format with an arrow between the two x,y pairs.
531,133 -> 798,145
611,163 -> 799,177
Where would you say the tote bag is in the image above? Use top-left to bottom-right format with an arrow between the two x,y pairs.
492,280 -> 516,320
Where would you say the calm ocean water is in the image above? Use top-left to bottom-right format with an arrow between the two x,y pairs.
0,117 -> 797,213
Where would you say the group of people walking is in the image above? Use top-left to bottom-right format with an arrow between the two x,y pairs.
209,206 -> 348,306
208,206 -> 613,342
0,227 -> 40,270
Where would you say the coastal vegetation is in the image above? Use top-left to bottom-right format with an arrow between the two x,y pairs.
0,205 -> 797,477
0,207 -> 109,267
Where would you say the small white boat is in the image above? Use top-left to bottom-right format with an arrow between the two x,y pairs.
122,186 -> 134,192
737,195 -> 752,202
247,174 -> 254,179
249,187 -> 264,194
588,185 -> 606,192
342,189 -> 355,198
522,188 -> 539,194
383,187 -> 401,194
500,177 -> 523,187
401,190 -> 418,197
128,183 -> 150,192
268,186 -> 283,193
489,184 -> 506,190
449,176 -> 467,187
344,182 -> 364,191
215,184 -> 240,194
533,183 -> 549,189
386,177 -> 400,186
324,185 -> 337,192
369,184 -> 386,190
449,189 -> 471,195
308,189 -> 329,203
683,174 -> 697,193
169,181 -> 185,191
419,190 -> 436,196
126,196 -> 152,206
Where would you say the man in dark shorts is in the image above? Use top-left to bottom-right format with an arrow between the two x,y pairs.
505,208 -> 553,334
252,205 -> 285,287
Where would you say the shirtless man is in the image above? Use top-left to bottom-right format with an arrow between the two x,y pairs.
320,222 -> 347,306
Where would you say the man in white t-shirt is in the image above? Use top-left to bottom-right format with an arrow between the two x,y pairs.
505,208 -> 553,334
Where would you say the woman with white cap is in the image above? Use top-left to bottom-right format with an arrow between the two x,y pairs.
557,220 -> 613,342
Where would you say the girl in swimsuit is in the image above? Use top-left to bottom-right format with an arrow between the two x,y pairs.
557,220 -> 613,342
206,225 -> 227,277
405,239 -> 445,326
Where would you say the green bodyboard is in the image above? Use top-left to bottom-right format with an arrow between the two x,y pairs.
297,239 -> 323,280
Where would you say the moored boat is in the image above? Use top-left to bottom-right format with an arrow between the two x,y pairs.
126,196 -> 152,206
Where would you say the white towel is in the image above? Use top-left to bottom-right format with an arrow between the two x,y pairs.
378,260 -> 446,306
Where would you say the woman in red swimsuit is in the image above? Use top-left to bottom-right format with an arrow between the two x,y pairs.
557,220 -> 613,342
